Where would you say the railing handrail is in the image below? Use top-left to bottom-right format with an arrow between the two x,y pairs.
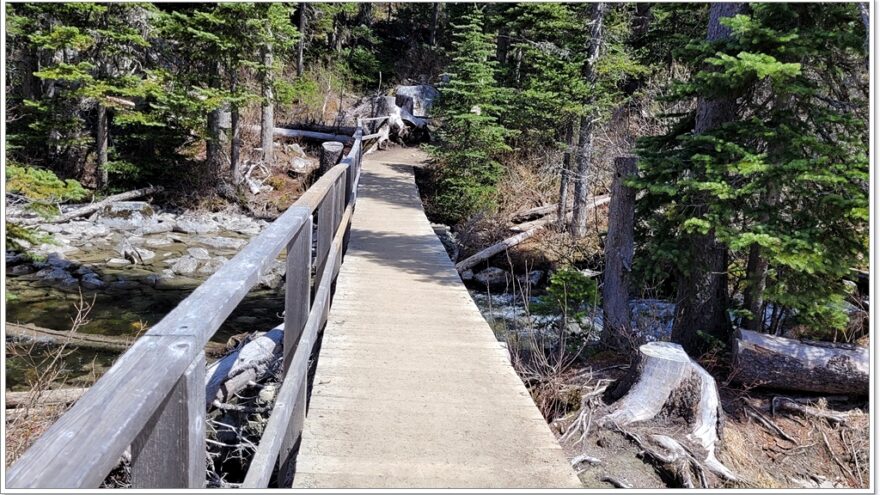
7,126 -> 369,488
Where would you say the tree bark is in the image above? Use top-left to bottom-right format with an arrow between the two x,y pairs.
230,72 -> 241,182
602,157 -> 638,350
732,328 -> 869,395
601,342 -> 735,482
670,3 -> 743,355
859,3 -> 869,68
319,141 -> 344,175
430,3 -> 440,46
296,3 -> 306,77
570,3 -> 606,238
260,38 -> 275,167
95,102 -> 109,189
557,120 -> 577,231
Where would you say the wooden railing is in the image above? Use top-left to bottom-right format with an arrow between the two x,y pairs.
7,127 -> 368,489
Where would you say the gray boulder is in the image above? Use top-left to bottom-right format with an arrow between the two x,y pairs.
9,264 -> 36,276
97,201 -> 158,231
81,274 -> 106,290
395,85 -> 439,116
474,267 -> 511,290
107,258 -> 131,267
258,261 -> 286,289
145,236 -> 174,248
198,256 -> 229,275
186,247 -> 211,260
198,236 -> 246,250
171,256 -> 200,276
174,216 -> 219,234
516,270 -> 544,288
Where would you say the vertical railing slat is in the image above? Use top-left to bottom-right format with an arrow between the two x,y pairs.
130,351 -> 206,488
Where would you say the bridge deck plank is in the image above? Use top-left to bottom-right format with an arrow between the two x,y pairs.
293,148 -> 580,488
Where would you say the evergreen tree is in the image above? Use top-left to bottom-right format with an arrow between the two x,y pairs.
635,3 -> 868,349
6,3 -> 159,187
430,6 -> 510,225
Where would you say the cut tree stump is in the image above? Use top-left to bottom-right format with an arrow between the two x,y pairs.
319,141 -> 345,176
601,342 -> 735,482
732,328 -> 869,395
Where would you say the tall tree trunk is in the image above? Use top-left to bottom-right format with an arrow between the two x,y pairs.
95,102 -> 109,189
296,3 -> 306,77
430,3 -> 440,46
206,61 -> 225,172
261,38 -> 275,167
557,120 -> 578,231
670,2 -> 743,355
570,3 -> 606,237
230,71 -> 241,182
859,3 -> 869,69
602,157 -> 638,350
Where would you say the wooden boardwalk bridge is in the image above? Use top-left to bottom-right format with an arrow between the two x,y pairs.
7,124 -> 580,489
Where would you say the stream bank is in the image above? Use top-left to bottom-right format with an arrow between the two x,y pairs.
5,202 -> 287,391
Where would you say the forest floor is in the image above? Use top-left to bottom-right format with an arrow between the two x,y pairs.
538,358 -> 870,489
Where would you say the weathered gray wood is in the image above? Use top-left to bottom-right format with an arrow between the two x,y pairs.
601,157 -> 638,348
601,342 -> 734,481
205,329 -> 282,408
509,195 -> 610,233
5,387 -> 88,409
319,141 -> 344,176
143,206 -> 310,345
131,352 -> 206,488
732,328 -> 869,395
313,191 -> 335,294
16,186 -> 164,226
6,335 -> 200,488
8,123 -> 367,490
454,228 -> 544,273
247,226 -> 342,488
270,126 -> 352,143
511,204 -> 557,223
284,218 -> 312,373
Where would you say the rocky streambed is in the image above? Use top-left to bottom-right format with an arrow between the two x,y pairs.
5,201 -> 290,390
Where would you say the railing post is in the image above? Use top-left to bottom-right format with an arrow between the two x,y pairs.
313,188 -> 335,293
277,213 -> 311,485
283,213 -> 312,372
130,351 -> 206,488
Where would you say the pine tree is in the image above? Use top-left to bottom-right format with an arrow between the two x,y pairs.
6,3 -> 159,187
635,3 -> 868,350
430,6 -> 510,225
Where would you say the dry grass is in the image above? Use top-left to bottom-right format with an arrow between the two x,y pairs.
5,294 -> 95,466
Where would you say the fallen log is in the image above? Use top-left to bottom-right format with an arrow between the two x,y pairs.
456,195 -> 613,273
511,204 -> 558,223
204,327 -> 282,409
601,341 -> 735,482
732,328 -> 869,395
17,186 -> 163,226
6,322 -> 227,357
5,388 -> 88,409
455,226 -> 544,273
266,125 -> 352,143
510,195 -> 611,233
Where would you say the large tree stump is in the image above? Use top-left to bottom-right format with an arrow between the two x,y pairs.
732,328 -> 869,395
319,141 -> 344,176
602,342 -> 735,482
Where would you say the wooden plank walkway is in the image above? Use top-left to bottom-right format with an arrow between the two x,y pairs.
293,148 -> 581,488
